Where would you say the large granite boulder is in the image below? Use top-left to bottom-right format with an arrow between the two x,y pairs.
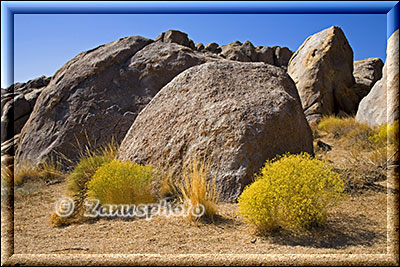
1,76 -> 50,143
356,30 -> 399,126
255,46 -> 275,65
351,57 -> 384,106
116,61 -> 313,202
353,57 -> 384,87
15,36 -> 219,168
288,26 -> 357,122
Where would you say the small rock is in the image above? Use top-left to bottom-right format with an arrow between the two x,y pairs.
195,42 -> 204,51
317,140 -> 332,151
204,42 -> 221,53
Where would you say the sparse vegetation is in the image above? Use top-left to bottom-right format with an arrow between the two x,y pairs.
14,159 -> 65,187
1,156 -> 13,187
314,116 -> 398,194
369,120 -> 399,147
238,153 -> 345,233
317,116 -> 376,149
157,165 -> 181,200
178,158 -> 219,222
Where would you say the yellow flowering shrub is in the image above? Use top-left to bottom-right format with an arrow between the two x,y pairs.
238,153 -> 344,233
68,155 -> 113,201
87,160 -> 156,205
369,120 -> 399,146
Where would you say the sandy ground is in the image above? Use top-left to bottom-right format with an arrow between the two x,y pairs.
8,177 -> 391,255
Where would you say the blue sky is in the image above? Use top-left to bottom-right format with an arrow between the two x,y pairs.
9,13 -> 387,87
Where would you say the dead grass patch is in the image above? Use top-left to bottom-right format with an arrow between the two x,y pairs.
14,159 -> 66,187
313,115 -> 398,194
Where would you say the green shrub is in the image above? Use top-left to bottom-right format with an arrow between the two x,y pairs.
67,141 -> 118,200
50,142 -> 118,227
238,153 -> 344,233
87,160 -> 156,205
67,155 -> 112,201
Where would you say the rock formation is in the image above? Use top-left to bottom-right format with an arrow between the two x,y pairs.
219,41 -> 293,68
353,57 -> 384,88
288,26 -> 358,122
155,29 -> 195,50
204,42 -> 221,53
116,61 -> 313,202
15,34 -> 220,168
1,76 -> 50,145
351,57 -> 384,103
356,29 -> 399,126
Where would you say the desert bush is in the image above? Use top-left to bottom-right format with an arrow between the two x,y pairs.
179,158 -> 219,222
50,141 -> 118,227
238,153 -> 344,233
87,160 -> 156,205
68,142 -> 118,195
369,120 -> 399,147
67,155 -> 112,200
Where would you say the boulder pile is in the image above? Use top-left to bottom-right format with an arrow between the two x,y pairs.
3,26 -> 396,201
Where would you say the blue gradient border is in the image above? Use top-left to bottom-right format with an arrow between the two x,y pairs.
1,1 -> 399,88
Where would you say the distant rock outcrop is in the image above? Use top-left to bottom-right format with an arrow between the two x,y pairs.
219,41 -> 293,68
1,75 -> 50,146
155,29 -> 195,50
351,57 -> 384,103
353,57 -> 384,88
15,35 -> 221,168
356,30 -> 399,126
116,61 -> 313,202
273,46 -> 293,68
288,26 -> 358,123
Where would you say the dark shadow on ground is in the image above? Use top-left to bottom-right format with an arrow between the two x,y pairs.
256,213 -> 386,249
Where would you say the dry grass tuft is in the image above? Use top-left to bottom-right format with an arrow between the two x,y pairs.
1,156 -> 13,187
14,159 -> 65,187
317,116 -> 376,150
179,158 -> 219,222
